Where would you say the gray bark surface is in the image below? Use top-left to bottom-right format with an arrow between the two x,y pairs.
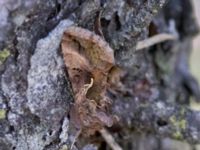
0,0 -> 199,150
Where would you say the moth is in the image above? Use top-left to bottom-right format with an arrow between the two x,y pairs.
61,26 -> 116,136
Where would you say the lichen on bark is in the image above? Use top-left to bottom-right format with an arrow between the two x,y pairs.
0,0 -> 200,150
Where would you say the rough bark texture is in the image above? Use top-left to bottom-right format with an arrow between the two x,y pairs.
0,0 -> 200,150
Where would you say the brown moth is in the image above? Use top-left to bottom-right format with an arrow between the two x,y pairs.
61,26 -> 115,135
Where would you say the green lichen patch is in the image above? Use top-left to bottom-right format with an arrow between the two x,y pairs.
0,109 -> 6,119
173,131 -> 183,140
0,49 -> 10,65
59,145 -> 68,150
170,116 -> 186,130
170,115 -> 186,140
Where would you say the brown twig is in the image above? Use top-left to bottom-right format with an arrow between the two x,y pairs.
136,33 -> 177,50
100,128 -> 123,150
70,129 -> 82,150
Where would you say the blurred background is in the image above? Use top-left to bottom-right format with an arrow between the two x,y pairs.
164,1 -> 200,149
191,0 -> 200,84
0,0 -> 199,150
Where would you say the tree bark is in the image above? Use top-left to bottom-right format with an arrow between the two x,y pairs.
0,0 -> 199,150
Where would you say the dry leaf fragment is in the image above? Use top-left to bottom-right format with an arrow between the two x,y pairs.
61,26 -> 116,136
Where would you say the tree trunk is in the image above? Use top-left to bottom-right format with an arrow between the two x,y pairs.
0,0 -> 200,150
